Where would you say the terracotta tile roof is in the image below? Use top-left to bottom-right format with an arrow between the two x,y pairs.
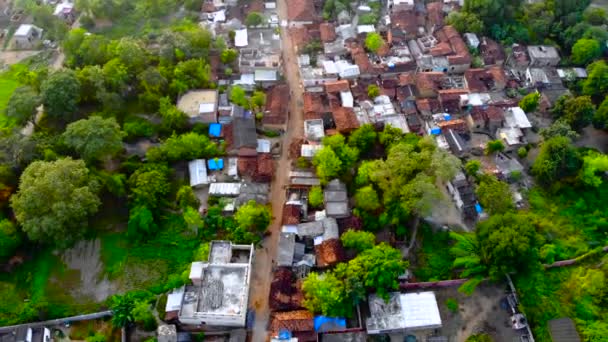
399,72 -> 415,86
415,72 -> 445,95
303,92 -> 325,118
315,238 -> 346,267
256,153 -> 273,182
416,98 -> 440,112
319,22 -> 336,42
471,106 -> 505,123
437,118 -> 468,132
487,66 -> 507,88
269,268 -> 303,311
246,0 -> 264,15
350,44 -> 372,73
237,156 -> 257,178
264,84 -> 289,125
426,2 -> 444,31
377,41 -> 391,57
282,204 -> 301,225
270,310 -> 314,335
337,215 -> 363,231
286,0 -> 316,22
201,1 -> 216,12
390,10 -> 422,36
464,67 -> 507,92
430,42 -> 452,56
480,37 -> 505,65
333,107 -> 360,133
325,80 -> 350,93
439,25 -> 471,66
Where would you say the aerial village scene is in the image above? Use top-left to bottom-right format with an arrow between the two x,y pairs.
0,0 -> 607,341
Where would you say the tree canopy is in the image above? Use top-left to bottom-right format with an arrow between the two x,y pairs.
475,175 -> 514,215
5,86 -> 40,127
519,92 -> 540,113
10,158 -> 100,246
41,70 -> 81,121
571,38 -> 601,65
532,136 -> 581,184
62,116 -> 125,162
364,33 -> 384,53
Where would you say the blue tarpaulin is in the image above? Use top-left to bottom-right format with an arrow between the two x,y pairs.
430,127 -> 441,135
443,113 -> 451,120
314,316 -> 346,332
209,123 -> 222,137
278,330 -> 291,339
475,203 -> 483,213
208,158 -> 224,170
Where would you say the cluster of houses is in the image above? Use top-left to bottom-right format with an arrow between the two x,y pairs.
284,0 -> 581,222
11,0 -> 75,49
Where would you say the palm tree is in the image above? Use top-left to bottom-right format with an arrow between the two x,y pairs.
450,232 -> 488,295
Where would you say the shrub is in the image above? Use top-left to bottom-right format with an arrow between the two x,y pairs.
446,298 -> 459,313
123,116 -> 156,141
517,147 -> 528,158
296,157 -> 310,169
308,186 -> 324,208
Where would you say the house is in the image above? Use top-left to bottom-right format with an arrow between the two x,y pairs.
508,44 -> 530,68
391,11 -> 423,41
304,119 -> 325,141
479,37 -> 505,66
442,26 -> 472,73
315,238 -> 345,267
464,33 -> 480,49
526,68 -> 564,90
177,90 -> 218,123
426,2 -> 444,33
548,318 -> 581,342
255,69 -> 279,88
270,310 -> 315,341
157,325 -> 177,342
278,232 -> 296,267
415,72 -> 445,98
527,45 -> 560,67
469,106 -> 505,132
188,160 -> 208,187
444,129 -> 469,156
324,80 -> 350,93
53,1 -> 76,23
319,23 -> 336,43
389,0 -> 415,13
464,67 -> 507,92
13,24 -> 43,49
269,267 -> 304,311
264,84 -> 289,126
333,107 -> 359,134
179,241 -> 254,327
324,179 -> 349,218
447,172 -> 478,220
438,89 -> 468,113
286,0 -> 315,26
366,292 -> 442,334
226,117 -> 258,156
0,327 -> 51,342
496,107 -> 531,151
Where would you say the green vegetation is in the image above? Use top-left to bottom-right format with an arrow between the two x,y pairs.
308,186 -> 324,208
341,230 -> 375,253
445,298 -> 459,313
364,32 -> 384,53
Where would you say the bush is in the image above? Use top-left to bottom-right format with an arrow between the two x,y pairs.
123,116 -> 156,141
308,186 -> 324,208
446,298 -> 459,313
517,147 -> 528,158
296,157 -> 310,169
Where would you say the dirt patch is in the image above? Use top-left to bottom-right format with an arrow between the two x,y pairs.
576,126 -> 608,153
0,50 -> 42,66
62,239 -> 117,302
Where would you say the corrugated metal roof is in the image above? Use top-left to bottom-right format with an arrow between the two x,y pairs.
257,139 -> 271,153
188,159 -> 208,186
209,182 -> 242,196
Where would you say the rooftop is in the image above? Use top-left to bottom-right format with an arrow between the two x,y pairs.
286,0 -> 316,22
527,45 -> 560,60
548,317 -> 581,342
366,292 -> 442,334
176,90 -> 218,120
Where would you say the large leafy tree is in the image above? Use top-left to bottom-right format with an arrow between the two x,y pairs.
230,201 -> 271,244
532,136 -> 581,184
0,219 -> 21,260
364,32 -> 384,53
519,92 -> 540,113
312,146 -> 342,184
113,38 -> 148,74
128,164 -> 170,210
583,60 -> 608,99
62,116 -> 125,162
5,86 -> 41,127
302,271 -> 351,317
539,119 -> 579,141
475,175 -> 514,215
571,38 -> 601,65
354,185 -> 381,212
41,70 -> 81,121
445,11 -> 484,34
340,230 -> 375,253
592,96 -> 608,130
348,124 -> 377,155
552,95 -> 595,131
158,97 -> 188,133
10,158 -> 101,246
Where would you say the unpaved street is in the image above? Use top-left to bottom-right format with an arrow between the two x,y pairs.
248,0 -> 304,340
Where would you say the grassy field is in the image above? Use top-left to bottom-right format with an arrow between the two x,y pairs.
0,77 -> 19,128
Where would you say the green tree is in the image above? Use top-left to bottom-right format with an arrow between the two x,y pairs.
220,48 -> 238,64
151,132 -> 219,162
302,271 -> 351,317
234,200 -> 271,240
322,134 -> 359,173
127,205 -> 157,241
517,147 -> 528,158
102,58 -> 129,92
367,84 -> 380,98
532,136 -> 581,184
475,175 -> 514,215
485,139 -> 505,154
110,294 -> 135,328
308,186 -> 324,207
312,146 -> 342,183
77,65 -> 106,104
450,232 -> 486,294
466,333 -> 494,342
132,300 -> 157,331
553,95 -> 595,130
251,91 -> 266,112
592,96 -> 608,129
519,92 -> 540,113
463,0 -> 507,26
245,12 -> 264,27
6,86 -> 40,127
476,213 -> 542,277
340,230 -> 375,253
0,219 -> 21,260
171,59 -> 211,95
62,116 -> 125,162
579,152 -> 608,187
10,158 -> 100,246
583,60 -> 608,98
464,160 -> 481,178
348,124 -> 377,155
571,38 -> 601,65
176,185 -> 200,210
158,97 -> 188,132
41,70 -> 81,121
350,243 -> 408,299
229,85 -> 249,108
539,118 -> 579,140
355,185 -> 381,212
114,38 -> 148,74
364,32 -> 384,53
445,11 -> 484,34
128,165 -> 170,210
379,124 -> 407,148
583,7 -> 606,25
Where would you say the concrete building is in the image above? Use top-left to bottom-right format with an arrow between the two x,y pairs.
13,24 -> 43,49
179,241 -> 254,327
177,90 -> 218,123
366,292 -> 442,334
527,45 -> 560,67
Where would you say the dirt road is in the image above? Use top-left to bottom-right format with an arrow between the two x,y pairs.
248,2 -> 304,341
